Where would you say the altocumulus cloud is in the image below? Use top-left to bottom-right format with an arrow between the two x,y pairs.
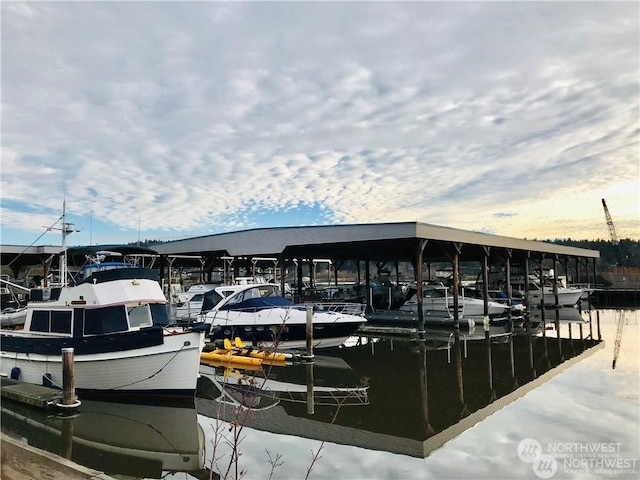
1,1 -> 638,243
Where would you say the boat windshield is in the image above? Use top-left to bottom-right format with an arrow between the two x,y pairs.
423,286 -> 447,298
220,285 -> 289,311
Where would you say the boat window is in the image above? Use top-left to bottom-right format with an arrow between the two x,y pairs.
202,291 -> 224,312
30,310 -> 72,334
51,310 -> 72,334
226,287 -> 259,306
84,306 -> 128,335
191,294 -> 204,303
31,310 -> 50,332
150,303 -> 170,326
127,304 -> 152,328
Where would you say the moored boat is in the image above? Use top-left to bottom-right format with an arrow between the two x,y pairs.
399,282 -> 509,319
0,204 -> 205,403
199,283 -> 366,350
0,266 -> 205,402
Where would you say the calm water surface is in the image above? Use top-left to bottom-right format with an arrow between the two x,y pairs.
2,308 -> 638,480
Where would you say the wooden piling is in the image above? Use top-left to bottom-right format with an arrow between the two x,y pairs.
58,348 -> 80,412
305,305 -> 314,360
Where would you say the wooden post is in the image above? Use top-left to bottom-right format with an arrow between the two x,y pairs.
62,348 -> 76,405
56,348 -> 80,413
305,305 -> 314,359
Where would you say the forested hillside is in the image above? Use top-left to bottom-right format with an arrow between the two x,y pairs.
549,238 -> 640,267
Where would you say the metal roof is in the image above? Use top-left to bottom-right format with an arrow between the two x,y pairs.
152,222 -> 600,262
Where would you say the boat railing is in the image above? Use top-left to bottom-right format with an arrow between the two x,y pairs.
305,302 -> 366,316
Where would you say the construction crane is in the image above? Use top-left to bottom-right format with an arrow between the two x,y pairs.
602,198 -> 625,265
601,198 -> 619,245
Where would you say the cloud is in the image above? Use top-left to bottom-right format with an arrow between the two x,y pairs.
1,2 -> 638,244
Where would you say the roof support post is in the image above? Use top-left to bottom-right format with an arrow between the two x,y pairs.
310,258 -> 316,291
504,249 -> 513,299
452,243 -> 463,330
365,260 -> 371,309
482,246 -> 490,318
158,255 -> 167,292
296,257 -> 303,302
332,259 -> 340,287
278,255 -> 286,296
415,239 -> 428,338
524,252 -> 531,310
553,254 -> 560,307
538,254 -> 546,310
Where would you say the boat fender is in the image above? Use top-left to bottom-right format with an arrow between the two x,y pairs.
10,367 -> 20,380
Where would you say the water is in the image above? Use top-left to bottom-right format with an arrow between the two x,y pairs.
2,308 -> 638,480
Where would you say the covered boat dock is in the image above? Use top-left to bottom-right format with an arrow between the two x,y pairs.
151,222 -> 600,333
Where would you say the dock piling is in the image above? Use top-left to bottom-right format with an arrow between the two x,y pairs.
58,348 -> 81,413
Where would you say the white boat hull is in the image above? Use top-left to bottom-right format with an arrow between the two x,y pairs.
205,306 -> 363,350
526,288 -> 583,307
0,330 -> 203,397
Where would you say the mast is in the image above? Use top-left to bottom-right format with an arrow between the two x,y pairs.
59,198 -> 77,287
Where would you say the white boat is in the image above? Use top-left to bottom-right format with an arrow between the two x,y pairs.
0,205 -> 205,402
511,276 -> 584,307
0,265 -> 206,402
198,283 -> 366,350
173,283 -> 220,321
173,277 -> 270,322
0,276 -> 29,327
0,306 -> 28,327
399,283 -> 509,319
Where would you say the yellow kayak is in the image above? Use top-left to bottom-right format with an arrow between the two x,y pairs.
200,337 -> 291,365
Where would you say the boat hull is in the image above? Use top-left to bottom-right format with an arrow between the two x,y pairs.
0,330 -> 204,401
526,288 -> 583,307
206,307 -> 364,350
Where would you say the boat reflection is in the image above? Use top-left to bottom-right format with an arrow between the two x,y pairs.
0,399 -> 206,479
198,354 -> 370,412
197,323 -> 603,458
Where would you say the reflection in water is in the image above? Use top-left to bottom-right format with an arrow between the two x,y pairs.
1,399 -> 206,479
196,313 -> 603,459
3,309 -> 632,480
198,353 -> 370,412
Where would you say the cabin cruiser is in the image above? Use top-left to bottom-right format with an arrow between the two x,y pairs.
0,248 -> 205,402
509,275 -> 584,307
197,283 -> 365,350
399,283 -> 510,319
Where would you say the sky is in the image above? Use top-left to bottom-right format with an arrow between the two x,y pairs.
1,1 -> 638,248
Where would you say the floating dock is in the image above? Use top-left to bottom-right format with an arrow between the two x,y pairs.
1,376 -> 63,410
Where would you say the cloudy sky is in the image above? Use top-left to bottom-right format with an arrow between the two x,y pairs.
1,1 -> 638,247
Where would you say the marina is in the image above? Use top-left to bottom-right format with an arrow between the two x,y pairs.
1,221 -> 638,479
1,308 -> 638,479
